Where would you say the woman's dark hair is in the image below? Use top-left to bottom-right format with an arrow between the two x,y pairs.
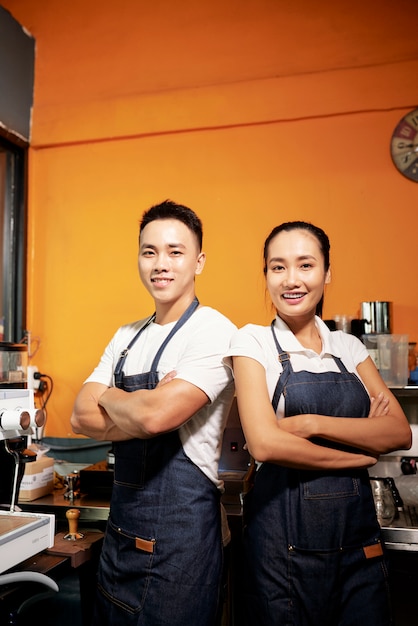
140,199 -> 203,251
263,221 -> 330,317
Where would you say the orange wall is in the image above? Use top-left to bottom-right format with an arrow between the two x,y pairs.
2,1 -> 418,437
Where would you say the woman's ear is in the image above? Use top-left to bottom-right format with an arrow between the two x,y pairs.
325,268 -> 331,285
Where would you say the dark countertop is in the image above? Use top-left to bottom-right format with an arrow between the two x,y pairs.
18,487 -> 244,525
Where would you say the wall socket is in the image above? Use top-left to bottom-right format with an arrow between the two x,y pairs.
27,365 -> 40,390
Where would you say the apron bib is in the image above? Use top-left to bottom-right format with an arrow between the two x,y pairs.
269,322 -> 379,551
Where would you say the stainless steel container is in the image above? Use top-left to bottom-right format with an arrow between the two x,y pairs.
360,301 -> 392,334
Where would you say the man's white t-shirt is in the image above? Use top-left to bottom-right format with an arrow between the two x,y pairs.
85,306 -> 236,489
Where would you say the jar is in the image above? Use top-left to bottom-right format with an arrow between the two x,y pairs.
0,342 -> 28,388
370,478 -> 396,526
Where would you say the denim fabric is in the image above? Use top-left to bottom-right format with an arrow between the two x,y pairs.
242,326 -> 392,626
93,298 -> 223,626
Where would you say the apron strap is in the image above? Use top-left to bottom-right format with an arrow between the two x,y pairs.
114,297 -> 200,379
270,320 -> 292,413
114,314 -> 155,379
270,320 -> 348,412
149,297 -> 199,371
333,356 -> 349,373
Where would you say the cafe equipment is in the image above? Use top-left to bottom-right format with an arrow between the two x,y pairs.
408,342 -> 418,384
0,388 -> 55,573
401,457 -> 417,475
0,342 -> 28,389
63,471 -> 81,502
370,477 -> 399,525
360,301 -> 392,335
0,389 -> 46,510
333,315 -> 353,333
376,334 -> 409,388
79,458 -> 114,497
411,367 -> 418,384
408,343 -> 417,372
370,423 -> 418,550
63,508 -> 84,540
362,333 -> 409,387
350,318 -> 367,339
218,396 -> 254,507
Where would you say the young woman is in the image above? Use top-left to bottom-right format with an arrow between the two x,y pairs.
226,221 -> 411,626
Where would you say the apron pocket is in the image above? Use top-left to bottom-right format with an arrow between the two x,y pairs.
113,439 -> 146,488
300,472 -> 359,499
98,519 -> 155,613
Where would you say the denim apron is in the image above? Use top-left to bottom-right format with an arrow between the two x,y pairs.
242,322 -> 392,626
93,298 -> 223,626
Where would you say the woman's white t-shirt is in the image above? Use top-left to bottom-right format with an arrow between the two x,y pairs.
225,315 -> 370,419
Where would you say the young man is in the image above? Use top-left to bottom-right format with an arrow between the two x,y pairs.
71,199 -> 236,626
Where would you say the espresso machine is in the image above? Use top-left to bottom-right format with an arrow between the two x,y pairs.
0,388 -> 46,510
0,343 -> 55,573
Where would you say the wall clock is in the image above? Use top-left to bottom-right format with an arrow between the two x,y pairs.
390,107 -> 418,182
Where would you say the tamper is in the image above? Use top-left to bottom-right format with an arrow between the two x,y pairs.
64,508 -> 85,540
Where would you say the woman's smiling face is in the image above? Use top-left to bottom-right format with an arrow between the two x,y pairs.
265,228 -> 330,323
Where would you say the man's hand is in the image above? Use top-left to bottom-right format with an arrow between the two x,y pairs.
278,414 -> 314,439
157,370 -> 177,387
368,392 -> 389,418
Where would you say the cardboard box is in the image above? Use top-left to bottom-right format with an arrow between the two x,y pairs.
19,455 -> 54,501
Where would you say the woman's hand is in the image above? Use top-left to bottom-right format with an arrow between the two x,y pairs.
278,394 -> 391,442
368,392 -> 389,418
277,393 -> 390,440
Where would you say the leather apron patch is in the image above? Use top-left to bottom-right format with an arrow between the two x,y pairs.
363,542 -> 383,559
135,537 -> 155,553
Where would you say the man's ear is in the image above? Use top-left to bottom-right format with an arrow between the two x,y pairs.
195,252 -> 206,275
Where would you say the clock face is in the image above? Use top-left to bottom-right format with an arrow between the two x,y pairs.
390,108 -> 418,182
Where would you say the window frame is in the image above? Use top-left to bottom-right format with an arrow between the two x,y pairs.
0,129 -> 28,343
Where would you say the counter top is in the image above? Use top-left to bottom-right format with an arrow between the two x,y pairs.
18,488 -> 110,523
381,506 -> 418,551
18,487 -> 244,524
